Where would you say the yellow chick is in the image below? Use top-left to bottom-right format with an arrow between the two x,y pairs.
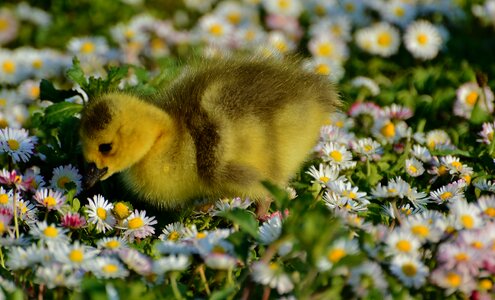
79,56 -> 339,208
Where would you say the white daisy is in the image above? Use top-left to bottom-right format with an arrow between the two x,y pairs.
309,16 -> 352,41
258,214 -> 283,245
198,14 -> 234,46
0,50 -> 29,84
401,214 -> 443,243
411,144 -> 432,163
405,157 -> 425,177
454,82 -> 494,119
204,253 -> 238,270
356,22 -> 400,57
29,221 -> 69,245
87,257 -> 129,279
34,263 -> 81,289
404,20 -> 443,60
352,137 -> 383,160
67,36 -> 109,57
385,230 -> 421,257
478,121 -> 495,144
477,195 -> 495,218
0,127 -> 36,163
380,0 -> 417,27
33,188 -> 66,211
209,197 -> 252,216
348,262 -> 388,297
321,142 -> 356,170
351,76 -> 380,96
153,254 -> 191,274
448,199 -> 483,230
251,261 -> 294,294
263,0 -> 303,17
426,129 -> 451,150
119,248 -> 153,276
49,164 -> 83,195
96,237 -> 129,252
389,255 -> 428,288
317,238 -> 359,271
0,9 -> 19,45
121,209 -> 157,242
303,57 -> 345,82
430,183 -> 465,204
306,163 -> 339,188
52,241 -> 97,267
85,194 -> 116,233
430,269 -> 475,296
159,222 -> 187,241
308,34 -> 348,62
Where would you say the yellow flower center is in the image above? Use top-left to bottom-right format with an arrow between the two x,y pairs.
315,4 -> 326,16
411,225 -> 429,237
364,144 -> 373,152
396,240 -> 412,253
446,272 -> 461,287
43,226 -> 58,238
439,191 -> 453,201
278,0 -> 289,9
462,174 -> 471,184
196,232 -> 207,239
0,221 -> 5,234
465,91 -> 478,106
102,264 -> 118,274
124,29 -> 135,39
317,43 -> 333,56
30,86 -> 40,98
69,249 -> 84,263
408,165 -> 418,173
113,202 -> 130,219
2,60 -> 15,74
451,161 -> 462,171
244,30 -> 256,41
471,241 -> 483,249
209,24 -> 224,36
318,176 -> 330,184
394,7 -> 405,17
417,33 -> 428,45
437,165 -> 448,175
331,26 -> 342,37
168,231 -> 180,241
488,132 -> 494,142
401,263 -> 417,277
81,42 -> 95,54
269,262 -> 279,270
105,240 -> 120,249
128,217 -> 144,229
0,19 -> 8,31
479,279 -> 493,291
381,122 -> 395,138
327,248 -> 346,263
43,196 -> 57,207
460,215 -> 474,229
344,3 -> 355,12
377,33 -> 392,47
329,150 -> 343,162
274,41 -> 288,53
227,12 -> 241,25
484,207 -> 495,217
32,59 -> 43,69
0,98 -> 6,107
212,245 -> 226,254
315,64 -> 330,76
454,252 -> 469,262
150,38 -> 165,50
388,188 -> 397,194
7,139 -> 19,151
0,194 -> 9,205
96,207 -> 107,220
335,120 -> 344,128
57,176 -> 71,189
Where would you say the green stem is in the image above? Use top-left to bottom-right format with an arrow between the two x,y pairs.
197,264 -> 211,296
170,272 -> 184,300
366,159 -> 371,178
391,200 -> 403,226
0,247 -> 5,269
13,187 -> 19,239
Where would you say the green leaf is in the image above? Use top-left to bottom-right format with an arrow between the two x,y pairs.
72,198 -> 81,212
262,180 -> 289,209
39,79 -> 81,103
44,102 -> 83,125
66,57 -> 87,87
210,285 -> 238,300
430,148 -> 472,158
218,208 -> 258,238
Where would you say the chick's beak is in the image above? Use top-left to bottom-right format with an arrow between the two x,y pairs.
84,162 -> 108,189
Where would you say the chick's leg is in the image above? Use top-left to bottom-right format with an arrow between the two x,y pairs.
255,196 -> 273,220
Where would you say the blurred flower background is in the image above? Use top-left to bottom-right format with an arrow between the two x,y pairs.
0,0 -> 495,299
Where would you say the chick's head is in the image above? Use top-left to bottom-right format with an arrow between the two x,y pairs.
79,93 -> 170,188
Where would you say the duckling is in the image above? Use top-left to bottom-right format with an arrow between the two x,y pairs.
79,56 -> 339,209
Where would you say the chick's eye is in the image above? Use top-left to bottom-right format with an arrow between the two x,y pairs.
98,143 -> 112,154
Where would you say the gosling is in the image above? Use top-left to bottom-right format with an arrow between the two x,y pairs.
79,57 -> 339,209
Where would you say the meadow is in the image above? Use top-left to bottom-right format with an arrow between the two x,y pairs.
0,0 -> 495,299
